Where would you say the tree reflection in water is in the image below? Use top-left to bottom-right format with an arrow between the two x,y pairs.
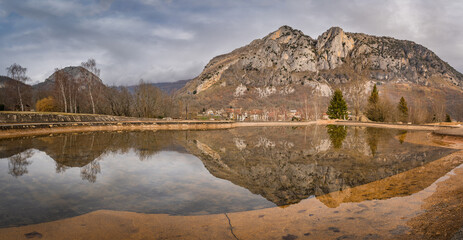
367,127 -> 379,156
8,150 -> 33,177
326,125 -> 347,149
0,127 -> 455,205
398,130 -> 407,144
80,160 -> 101,183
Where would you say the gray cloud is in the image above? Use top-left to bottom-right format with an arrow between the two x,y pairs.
0,0 -> 462,85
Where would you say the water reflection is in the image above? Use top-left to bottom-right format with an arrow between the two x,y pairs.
8,150 -> 33,177
0,126 -> 456,227
326,125 -> 347,149
80,160 -> 101,183
398,130 -> 407,144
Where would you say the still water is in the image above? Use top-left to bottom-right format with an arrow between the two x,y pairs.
0,126 -> 455,228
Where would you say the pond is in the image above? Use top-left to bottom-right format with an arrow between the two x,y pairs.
0,126 -> 458,235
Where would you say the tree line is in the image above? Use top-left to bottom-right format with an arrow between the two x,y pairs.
327,84 -> 452,123
1,61 -> 454,123
2,61 -> 185,119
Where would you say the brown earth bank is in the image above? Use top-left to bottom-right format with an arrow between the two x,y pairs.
0,121 -> 236,139
1,117 -> 460,139
1,131 -> 463,239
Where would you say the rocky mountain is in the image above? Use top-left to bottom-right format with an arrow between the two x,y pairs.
178,26 -> 463,120
0,67 -> 106,111
32,66 -> 108,113
34,66 -> 104,94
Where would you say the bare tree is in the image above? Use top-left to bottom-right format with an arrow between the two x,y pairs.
80,160 -> 101,183
351,78 -> 366,120
106,86 -> 133,116
81,59 -> 101,114
409,98 -> 431,124
6,63 -> 28,111
53,68 -> 81,113
312,93 -> 320,120
54,68 -> 68,112
8,150 -> 33,177
134,80 -> 164,118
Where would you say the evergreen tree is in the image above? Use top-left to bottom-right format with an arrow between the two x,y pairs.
445,114 -> 452,122
397,96 -> 408,123
369,84 -> 379,105
327,89 -> 348,119
366,84 -> 384,121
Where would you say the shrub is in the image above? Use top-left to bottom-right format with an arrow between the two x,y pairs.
36,97 -> 58,112
445,114 -> 452,122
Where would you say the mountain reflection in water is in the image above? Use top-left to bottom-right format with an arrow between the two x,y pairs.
0,126 -> 455,227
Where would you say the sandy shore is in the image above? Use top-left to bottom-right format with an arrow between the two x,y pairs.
1,130 -> 463,239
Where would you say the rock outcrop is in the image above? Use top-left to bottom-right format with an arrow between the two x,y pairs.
177,26 -> 463,120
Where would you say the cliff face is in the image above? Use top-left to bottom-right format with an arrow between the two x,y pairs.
178,26 -> 463,119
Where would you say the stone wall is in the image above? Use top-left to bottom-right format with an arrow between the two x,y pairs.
0,112 -> 132,123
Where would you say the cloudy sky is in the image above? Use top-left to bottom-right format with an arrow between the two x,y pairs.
1,0 -> 462,86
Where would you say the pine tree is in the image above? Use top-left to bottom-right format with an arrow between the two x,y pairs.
366,84 -> 384,121
327,89 -> 348,119
369,84 -> 379,105
397,96 -> 408,123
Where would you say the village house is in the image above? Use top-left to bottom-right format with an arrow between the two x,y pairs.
288,109 -> 302,120
322,113 -> 329,120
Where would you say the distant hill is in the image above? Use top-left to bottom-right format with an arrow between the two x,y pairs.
33,66 -> 104,93
125,79 -> 190,95
153,79 -> 190,94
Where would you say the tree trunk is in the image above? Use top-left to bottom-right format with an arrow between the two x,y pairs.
304,98 -> 308,120
59,82 -> 67,113
73,91 -> 77,113
17,84 -> 24,111
89,84 -> 95,114
68,85 -> 73,113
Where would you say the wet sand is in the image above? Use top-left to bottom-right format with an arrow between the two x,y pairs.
1,133 -> 463,239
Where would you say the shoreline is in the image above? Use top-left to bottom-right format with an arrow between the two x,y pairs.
1,120 -> 463,238
0,119 -> 461,139
1,132 -> 463,239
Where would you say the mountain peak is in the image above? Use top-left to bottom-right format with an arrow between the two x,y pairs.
323,26 -> 344,35
265,25 -> 305,41
278,25 -> 294,31
317,26 -> 346,43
